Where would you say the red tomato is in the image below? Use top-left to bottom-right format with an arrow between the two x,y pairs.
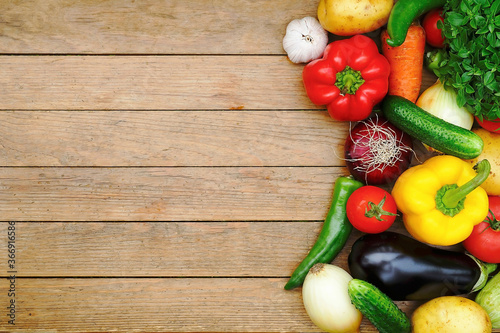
463,196 -> 500,263
475,116 -> 500,133
346,186 -> 397,233
422,8 -> 445,48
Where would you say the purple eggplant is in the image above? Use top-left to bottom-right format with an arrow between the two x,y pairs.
348,232 -> 496,300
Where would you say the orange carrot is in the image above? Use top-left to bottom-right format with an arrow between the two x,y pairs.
381,23 -> 426,103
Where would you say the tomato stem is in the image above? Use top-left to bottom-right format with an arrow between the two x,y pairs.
485,209 -> 500,231
365,195 -> 398,221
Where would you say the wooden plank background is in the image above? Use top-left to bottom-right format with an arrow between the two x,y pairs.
0,0 -> 497,332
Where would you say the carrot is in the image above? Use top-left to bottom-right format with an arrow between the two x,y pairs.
381,23 -> 426,103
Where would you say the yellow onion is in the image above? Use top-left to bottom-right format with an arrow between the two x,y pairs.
302,263 -> 362,333
417,79 -> 474,129
416,79 -> 474,153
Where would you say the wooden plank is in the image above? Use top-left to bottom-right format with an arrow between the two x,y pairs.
1,221 -> 408,277
0,0 -> 318,54
0,55 -> 315,111
0,167 -> 346,221
0,277 -> 420,332
0,110 -> 347,167
0,221 -> 323,277
0,56 -> 437,111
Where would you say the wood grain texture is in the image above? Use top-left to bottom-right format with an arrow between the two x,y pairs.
0,277 -> 420,332
0,221 -> 325,277
0,167 -> 347,221
0,55 -> 315,111
0,0 -> 318,54
0,56 -> 437,111
0,221 -> 411,277
0,110 -> 346,167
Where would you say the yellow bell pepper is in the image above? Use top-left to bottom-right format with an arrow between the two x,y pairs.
392,155 -> 490,246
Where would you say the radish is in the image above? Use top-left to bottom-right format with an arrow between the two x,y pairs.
344,115 -> 414,185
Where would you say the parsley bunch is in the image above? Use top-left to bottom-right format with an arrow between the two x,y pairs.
434,0 -> 500,120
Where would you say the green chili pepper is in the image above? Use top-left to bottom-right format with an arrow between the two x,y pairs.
385,0 -> 446,47
284,176 -> 363,290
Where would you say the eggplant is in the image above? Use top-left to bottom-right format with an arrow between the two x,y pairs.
348,232 -> 495,301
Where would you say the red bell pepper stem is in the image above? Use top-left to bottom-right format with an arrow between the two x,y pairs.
335,66 -> 365,95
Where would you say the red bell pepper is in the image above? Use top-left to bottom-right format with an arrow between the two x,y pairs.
302,35 -> 390,121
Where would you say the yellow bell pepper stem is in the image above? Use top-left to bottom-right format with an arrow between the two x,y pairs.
392,155 -> 490,246
437,159 -> 491,217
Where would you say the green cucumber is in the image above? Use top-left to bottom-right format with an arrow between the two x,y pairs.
348,279 -> 411,333
382,95 -> 483,160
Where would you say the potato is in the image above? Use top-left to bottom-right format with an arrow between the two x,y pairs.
412,296 -> 492,333
467,128 -> 500,195
317,0 -> 394,36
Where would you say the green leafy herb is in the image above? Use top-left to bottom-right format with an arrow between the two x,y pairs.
432,0 -> 500,120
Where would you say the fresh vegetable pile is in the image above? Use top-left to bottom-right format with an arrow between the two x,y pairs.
282,0 -> 500,331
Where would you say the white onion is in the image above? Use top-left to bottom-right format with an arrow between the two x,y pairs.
417,79 -> 474,129
416,79 -> 475,154
302,263 -> 362,333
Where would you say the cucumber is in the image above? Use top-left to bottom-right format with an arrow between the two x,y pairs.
348,279 -> 411,333
382,95 -> 483,160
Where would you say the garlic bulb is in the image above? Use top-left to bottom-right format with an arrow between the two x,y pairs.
283,16 -> 329,64
302,263 -> 362,333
